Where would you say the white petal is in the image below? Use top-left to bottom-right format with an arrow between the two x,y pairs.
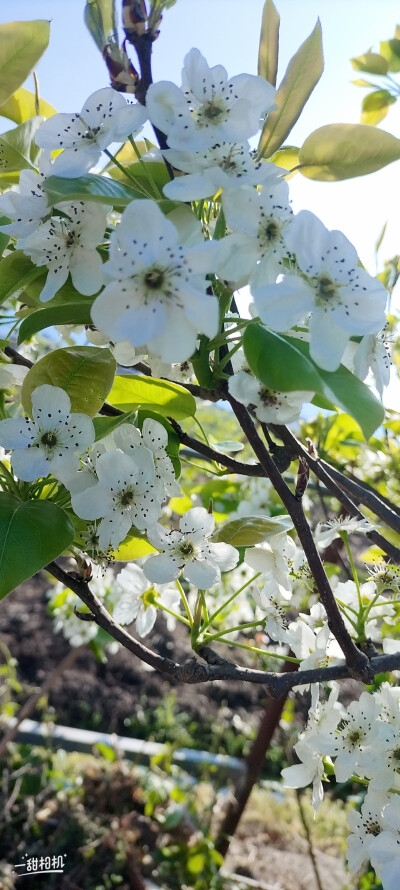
252,276 -> 314,330
143,553 -> 181,584
32,384 -> 71,422
184,559 -> 219,588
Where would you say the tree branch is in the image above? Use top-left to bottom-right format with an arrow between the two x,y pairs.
168,418 -> 266,477
225,393 -> 373,682
43,559 -> 400,694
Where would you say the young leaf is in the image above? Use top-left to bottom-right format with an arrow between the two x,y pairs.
43,173 -> 146,207
258,0 -> 280,87
0,20 -> 50,106
0,117 -> 43,173
21,346 -> 116,417
284,337 -> 384,439
299,123 -> 400,180
108,375 -> 196,420
379,38 -> 400,72
350,51 -> 389,75
258,20 -> 323,159
243,324 -> 322,392
212,514 -> 293,546
361,89 -> 396,126
93,411 -> 137,442
0,251 -> 43,307
109,531 -> 156,561
0,87 -> 56,125
0,494 -> 74,600
18,303 -> 93,344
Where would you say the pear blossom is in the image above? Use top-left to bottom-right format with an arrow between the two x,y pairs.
113,563 -> 181,637
146,47 -> 276,152
311,691 -> 380,782
219,179 -> 293,288
0,151 -> 52,238
112,420 -> 180,499
18,201 -> 107,303
162,141 -> 278,201
71,448 -> 162,551
90,199 -> 220,362
0,384 -> 95,482
35,87 -> 147,177
361,721 -> 400,792
346,791 -> 386,875
353,331 -> 391,398
252,210 -> 388,371
0,362 -> 27,389
244,532 -> 296,595
369,795 -> 400,889
251,585 -> 289,642
48,568 -> 116,647
143,506 -> 239,589
314,515 -> 373,548
281,740 -> 326,813
228,369 -> 314,423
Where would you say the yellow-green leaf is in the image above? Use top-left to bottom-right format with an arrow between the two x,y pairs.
212,514 -> 293,546
0,20 -> 50,106
21,346 -> 116,417
267,145 -> 299,177
258,19 -> 323,159
361,89 -> 396,126
108,375 -> 196,420
350,51 -> 388,75
258,0 -> 280,87
299,123 -> 400,181
110,532 -> 156,561
0,87 -> 56,125
379,38 -> 400,72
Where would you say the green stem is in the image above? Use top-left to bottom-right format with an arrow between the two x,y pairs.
128,134 -> 162,198
204,618 -> 266,640
155,601 -> 190,626
203,572 -> 261,629
103,149 -> 153,198
202,634 -> 300,663
175,579 -> 193,625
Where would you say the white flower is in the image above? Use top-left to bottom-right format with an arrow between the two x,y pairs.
244,532 -> 296,594
361,721 -> 400,792
143,506 -> 239,589
281,741 -> 326,813
314,515 -> 373,548
113,420 -> 180,499
0,362 -> 27,389
228,369 -> 313,423
162,142 -> 277,201
353,332 -> 391,398
346,791 -> 387,874
35,87 -> 147,177
113,563 -> 180,637
0,151 -> 52,238
146,48 -> 276,151
219,179 -> 293,288
71,448 -> 162,551
252,585 -> 289,642
90,199 -> 220,362
18,201 -> 107,303
252,210 -> 388,371
370,795 -> 400,890
0,384 -> 95,482
312,691 -> 380,783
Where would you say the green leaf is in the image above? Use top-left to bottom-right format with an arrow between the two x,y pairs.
107,158 -> 170,194
0,494 -> 74,599
18,302 -> 93,343
21,346 -> 116,417
0,86 -> 56,124
0,20 -> 50,106
361,89 -> 397,126
258,0 -> 280,87
0,117 -> 43,173
258,19 -> 323,159
379,39 -> 400,72
243,324 -> 322,392
212,514 -> 293,546
108,375 -> 196,420
43,173 -> 145,207
350,51 -> 389,75
284,337 -> 384,439
267,146 -> 299,177
84,0 -> 117,51
299,123 -> 400,181
109,531 -> 156,561
93,411 -> 136,441
22,273 -> 97,308
0,251 -> 43,307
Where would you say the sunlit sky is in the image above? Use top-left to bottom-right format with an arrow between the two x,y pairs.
1,0 -> 400,405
